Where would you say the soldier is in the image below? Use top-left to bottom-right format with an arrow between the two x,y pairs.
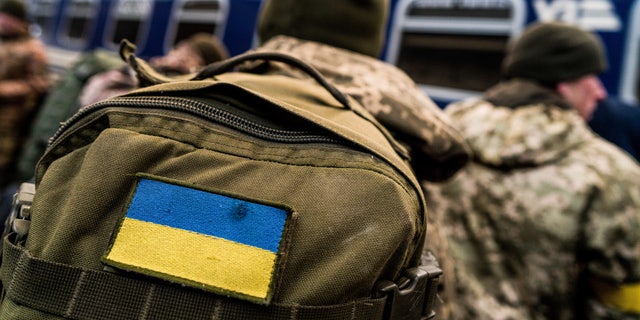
0,0 -> 49,189
424,22 -> 640,319
246,0 -> 472,318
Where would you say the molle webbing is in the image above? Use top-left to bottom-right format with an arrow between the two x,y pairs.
1,238 -> 387,320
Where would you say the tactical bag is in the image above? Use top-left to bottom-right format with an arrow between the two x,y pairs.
0,41 -> 440,320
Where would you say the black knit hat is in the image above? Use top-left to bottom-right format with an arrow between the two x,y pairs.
0,0 -> 26,21
184,33 -> 229,65
257,0 -> 389,57
502,22 -> 607,84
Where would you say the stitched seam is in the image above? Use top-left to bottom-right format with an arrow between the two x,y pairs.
6,250 -> 27,305
65,270 -> 87,318
350,301 -> 356,320
211,299 -> 222,320
139,285 -> 155,320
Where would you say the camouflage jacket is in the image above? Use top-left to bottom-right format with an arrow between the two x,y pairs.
424,79 -> 640,320
246,36 -> 471,319
244,35 -> 471,183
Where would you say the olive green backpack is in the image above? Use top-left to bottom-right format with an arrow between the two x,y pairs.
0,41 -> 440,320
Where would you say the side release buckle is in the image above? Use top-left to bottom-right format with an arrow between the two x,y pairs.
376,264 -> 442,320
4,183 -> 35,242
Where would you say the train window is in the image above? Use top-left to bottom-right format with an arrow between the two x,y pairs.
167,0 -> 228,47
406,1 -> 510,18
105,0 -> 152,48
386,0 -> 526,102
397,32 -> 508,92
621,1 -> 640,104
27,0 -> 60,42
59,0 -> 99,48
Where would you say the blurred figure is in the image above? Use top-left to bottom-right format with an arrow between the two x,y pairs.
0,33 -> 229,226
425,22 -> 640,319
16,50 -> 124,184
16,32 -> 228,184
589,97 -> 640,162
79,32 -> 229,106
0,0 -> 49,189
248,0 -> 471,318
150,32 -> 228,76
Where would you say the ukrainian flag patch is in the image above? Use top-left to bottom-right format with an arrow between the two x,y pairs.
103,176 -> 292,304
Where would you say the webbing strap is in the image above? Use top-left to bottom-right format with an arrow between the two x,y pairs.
1,238 -> 386,320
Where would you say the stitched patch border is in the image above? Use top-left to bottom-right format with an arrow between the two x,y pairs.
103,173 -> 294,304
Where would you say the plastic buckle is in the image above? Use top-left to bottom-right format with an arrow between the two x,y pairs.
376,265 -> 442,320
4,183 -> 35,242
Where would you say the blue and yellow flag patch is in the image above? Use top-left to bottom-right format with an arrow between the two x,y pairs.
103,176 -> 292,304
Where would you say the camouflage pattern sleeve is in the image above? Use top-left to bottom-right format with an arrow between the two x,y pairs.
579,140 -> 640,319
423,177 -> 531,320
581,152 -> 640,283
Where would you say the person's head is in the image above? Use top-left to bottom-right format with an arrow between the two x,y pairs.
0,0 -> 28,37
257,0 -> 389,58
555,74 -> 608,120
502,22 -> 608,120
150,33 -> 229,75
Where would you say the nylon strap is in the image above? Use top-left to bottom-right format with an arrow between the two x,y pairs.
1,237 -> 387,320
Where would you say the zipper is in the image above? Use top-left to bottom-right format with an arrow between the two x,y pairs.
49,96 -> 349,147
46,94 -> 420,217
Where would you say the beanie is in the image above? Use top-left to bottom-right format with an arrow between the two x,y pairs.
0,0 -> 26,21
502,22 -> 607,84
185,33 -> 229,65
257,0 -> 389,57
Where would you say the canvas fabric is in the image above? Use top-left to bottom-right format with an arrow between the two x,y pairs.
0,43 -> 430,320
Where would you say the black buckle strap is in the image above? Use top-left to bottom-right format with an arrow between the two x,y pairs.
1,237 -> 390,320
1,231 -> 440,320
376,265 -> 442,320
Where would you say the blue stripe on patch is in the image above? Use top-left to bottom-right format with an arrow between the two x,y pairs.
125,178 -> 287,253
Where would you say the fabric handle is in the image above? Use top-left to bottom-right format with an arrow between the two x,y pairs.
119,39 -> 351,111
192,51 -> 352,110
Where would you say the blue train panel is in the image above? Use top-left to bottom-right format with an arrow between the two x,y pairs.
26,0 -> 640,107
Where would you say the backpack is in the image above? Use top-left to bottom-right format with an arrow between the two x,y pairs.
0,40 -> 441,320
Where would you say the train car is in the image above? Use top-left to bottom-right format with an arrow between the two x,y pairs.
25,0 -> 640,107
26,0 -> 262,74
385,0 -> 640,106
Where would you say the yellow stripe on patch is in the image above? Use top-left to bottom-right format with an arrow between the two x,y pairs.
594,279 -> 640,313
105,218 -> 277,300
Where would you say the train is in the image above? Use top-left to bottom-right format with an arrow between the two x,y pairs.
25,0 -> 640,107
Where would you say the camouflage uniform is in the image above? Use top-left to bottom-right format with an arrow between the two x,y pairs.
245,35 -> 471,319
0,30 -> 50,189
424,79 -> 640,319
246,35 -> 470,183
